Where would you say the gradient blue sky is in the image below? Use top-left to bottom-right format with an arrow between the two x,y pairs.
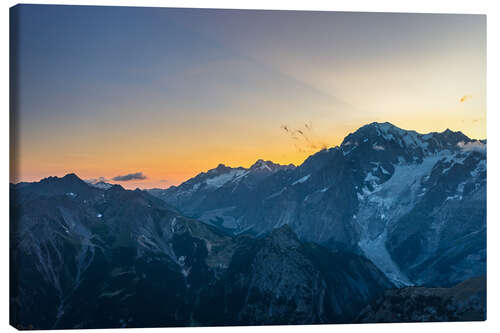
11,5 -> 486,188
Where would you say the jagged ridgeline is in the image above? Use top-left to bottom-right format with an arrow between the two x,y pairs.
10,122 -> 486,329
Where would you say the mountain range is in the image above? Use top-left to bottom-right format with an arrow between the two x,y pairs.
148,122 -> 486,288
10,122 -> 486,329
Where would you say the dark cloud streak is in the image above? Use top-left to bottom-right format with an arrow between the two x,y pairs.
112,172 -> 147,181
281,122 -> 328,152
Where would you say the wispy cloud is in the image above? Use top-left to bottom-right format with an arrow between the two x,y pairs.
460,94 -> 472,103
461,117 -> 483,124
457,141 -> 486,153
85,177 -> 108,184
112,172 -> 147,181
281,122 -> 328,152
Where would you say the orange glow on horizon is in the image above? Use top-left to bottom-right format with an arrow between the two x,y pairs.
11,112 -> 486,189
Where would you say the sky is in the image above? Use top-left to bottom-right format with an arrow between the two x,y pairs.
10,5 -> 486,189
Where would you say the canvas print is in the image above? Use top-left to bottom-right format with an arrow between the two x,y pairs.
9,4 -> 486,330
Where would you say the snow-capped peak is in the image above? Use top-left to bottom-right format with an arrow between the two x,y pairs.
249,159 -> 295,173
340,122 -> 473,158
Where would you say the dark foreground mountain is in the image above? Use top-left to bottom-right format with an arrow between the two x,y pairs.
150,122 -> 486,288
10,174 -> 391,329
356,276 -> 486,323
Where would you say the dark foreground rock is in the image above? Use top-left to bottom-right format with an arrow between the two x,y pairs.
356,276 -> 486,323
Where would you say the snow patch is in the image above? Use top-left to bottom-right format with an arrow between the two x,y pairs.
445,194 -> 463,202
458,141 -> 486,153
358,230 -> 412,287
364,172 -> 380,183
470,159 -> 486,177
265,187 -> 287,200
205,169 -> 247,189
380,166 -> 390,175
292,174 -> 311,185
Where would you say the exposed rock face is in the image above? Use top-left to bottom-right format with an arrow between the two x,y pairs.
208,225 -> 393,325
356,276 -> 486,323
10,176 -> 391,329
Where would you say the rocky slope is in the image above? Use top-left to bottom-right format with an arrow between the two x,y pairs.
356,276 -> 486,323
148,160 -> 295,232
